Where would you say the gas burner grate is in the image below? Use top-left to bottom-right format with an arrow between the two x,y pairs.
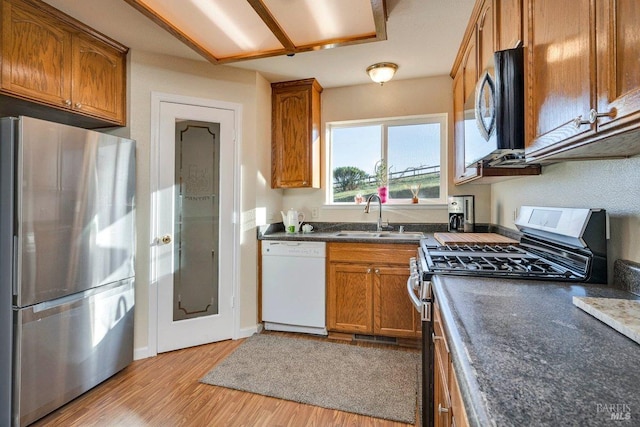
427,252 -> 577,279
436,244 -> 525,254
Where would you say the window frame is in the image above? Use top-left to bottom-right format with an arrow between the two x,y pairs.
326,113 -> 448,206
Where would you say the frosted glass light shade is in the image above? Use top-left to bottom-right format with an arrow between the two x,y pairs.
366,62 -> 398,85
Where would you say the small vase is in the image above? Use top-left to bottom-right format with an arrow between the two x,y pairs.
412,196 -> 419,204
377,186 -> 388,203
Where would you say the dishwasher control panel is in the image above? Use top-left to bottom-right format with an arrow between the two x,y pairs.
262,241 -> 326,257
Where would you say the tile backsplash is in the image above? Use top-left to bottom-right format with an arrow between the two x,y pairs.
613,260 -> 640,296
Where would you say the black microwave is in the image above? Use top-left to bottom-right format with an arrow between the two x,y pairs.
464,45 -> 525,167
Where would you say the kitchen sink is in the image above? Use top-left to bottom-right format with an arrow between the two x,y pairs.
377,231 -> 424,239
333,231 -> 424,239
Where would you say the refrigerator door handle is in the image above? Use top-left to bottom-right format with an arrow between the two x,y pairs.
32,289 -> 90,313
12,236 -> 18,297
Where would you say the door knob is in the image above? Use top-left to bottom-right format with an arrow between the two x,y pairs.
160,235 -> 172,245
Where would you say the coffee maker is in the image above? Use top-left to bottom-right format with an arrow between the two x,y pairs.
448,195 -> 475,232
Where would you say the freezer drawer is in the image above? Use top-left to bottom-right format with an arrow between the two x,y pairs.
12,279 -> 134,427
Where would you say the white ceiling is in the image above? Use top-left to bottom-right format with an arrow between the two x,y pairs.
44,0 -> 476,88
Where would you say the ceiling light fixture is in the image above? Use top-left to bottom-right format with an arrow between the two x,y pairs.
366,62 -> 398,85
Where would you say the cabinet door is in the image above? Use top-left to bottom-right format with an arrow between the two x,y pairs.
373,266 -> 419,338
526,0 -> 595,158
434,334 -> 452,427
1,0 -> 72,106
450,367 -> 470,427
477,0 -> 495,74
496,0 -> 523,50
272,86 -> 313,188
433,300 -> 452,427
454,38 -> 480,184
71,33 -> 125,125
326,263 -> 373,333
596,0 -> 640,133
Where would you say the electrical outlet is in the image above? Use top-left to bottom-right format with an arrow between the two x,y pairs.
311,207 -> 319,219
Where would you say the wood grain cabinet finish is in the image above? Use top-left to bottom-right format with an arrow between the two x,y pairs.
326,243 -> 420,338
453,38 -> 479,184
70,33 -> 125,123
525,0 -> 640,162
433,299 -> 469,427
0,0 -> 127,127
271,78 -> 322,189
495,0 -> 523,51
327,262 -> 373,333
451,0 -> 539,185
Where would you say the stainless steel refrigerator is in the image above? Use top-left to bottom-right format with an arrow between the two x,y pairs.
0,116 -> 136,426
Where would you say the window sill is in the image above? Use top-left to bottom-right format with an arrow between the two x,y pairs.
323,202 -> 447,210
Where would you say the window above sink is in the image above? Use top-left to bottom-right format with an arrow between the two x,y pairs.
326,114 -> 448,207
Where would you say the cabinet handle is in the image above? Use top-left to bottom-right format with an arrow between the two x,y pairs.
589,108 -> 615,123
75,103 -> 82,109
64,99 -> 71,106
302,181 -> 308,185
574,108 -> 615,128
438,403 -> 449,413
367,268 -> 372,274
432,332 -> 450,354
374,268 -> 380,275
573,115 -> 591,128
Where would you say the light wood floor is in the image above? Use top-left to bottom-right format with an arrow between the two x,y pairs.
32,334 -> 417,426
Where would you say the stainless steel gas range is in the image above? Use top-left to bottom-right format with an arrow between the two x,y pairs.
407,206 -> 609,427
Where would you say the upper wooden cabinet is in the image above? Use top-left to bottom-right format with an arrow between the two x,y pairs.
0,0 -> 127,127
451,0 -> 539,184
495,0 -> 523,51
477,0 -> 495,74
453,40 -> 479,183
271,78 -> 322,189
70,33 -> 125,124
525,0 -> 640,162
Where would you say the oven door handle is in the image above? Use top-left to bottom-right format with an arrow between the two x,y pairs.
407,276 -> 432,321
407,276 -> 422,312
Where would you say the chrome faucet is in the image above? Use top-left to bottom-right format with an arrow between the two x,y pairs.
364,194 -> 384,231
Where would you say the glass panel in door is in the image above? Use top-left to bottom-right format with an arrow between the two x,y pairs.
173,120 -> 220,321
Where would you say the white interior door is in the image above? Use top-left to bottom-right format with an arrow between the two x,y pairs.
155,101 -> 235,353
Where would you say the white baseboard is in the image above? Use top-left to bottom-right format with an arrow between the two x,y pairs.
237,324 -> 259,339
133,346 -> 154,361
134,325 -> 260,360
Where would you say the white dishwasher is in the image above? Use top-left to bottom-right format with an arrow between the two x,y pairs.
261,240 -> 327,335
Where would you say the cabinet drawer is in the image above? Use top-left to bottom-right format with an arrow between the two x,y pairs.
328,242 -> 416,265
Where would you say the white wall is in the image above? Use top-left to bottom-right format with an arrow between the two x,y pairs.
126,50 -> 275,354
492,156 -> 640,282
281,75 -> 492,225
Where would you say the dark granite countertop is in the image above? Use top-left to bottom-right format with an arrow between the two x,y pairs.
257,222 -> 452,245
432,276 -> 640,426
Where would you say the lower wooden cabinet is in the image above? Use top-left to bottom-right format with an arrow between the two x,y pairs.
326,242 -> 420,338
327,262 -> 373,333
433,298 -> 469,427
